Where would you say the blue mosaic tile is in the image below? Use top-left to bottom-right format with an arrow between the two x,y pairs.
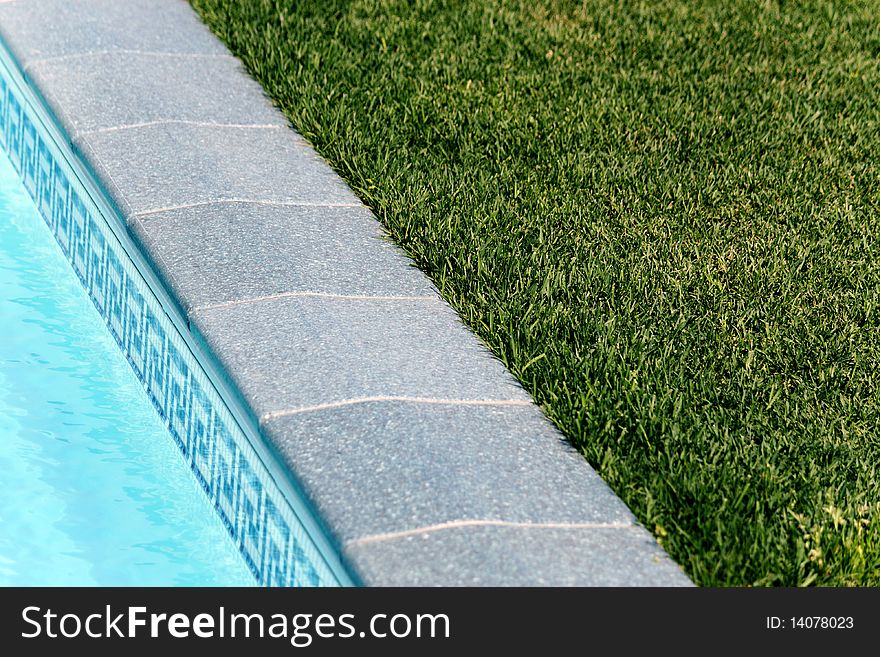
190,409 -> 214,486
6,98 -> 21,169
37,138 -> 52,217
238,455 -> 265,572
51,162 -> 69,241
21,119 -> 36,195
106,248 -> 125,340
263,498 -> 291,587
0,49 -> 341,588
214,421 -> 241,532
0,77 -> 7,146
70,194 -> 90,281
87,216 -> 107,312
124,282 -> 147,378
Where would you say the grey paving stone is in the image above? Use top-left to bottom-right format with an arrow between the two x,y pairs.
190,296 -> 532,420
263,401 -> 635,543
0,0 -> 227,67
346,524 -> 693,586
26,52 -> 285,136
74,122 -> 360,216
133,203 -> 438,311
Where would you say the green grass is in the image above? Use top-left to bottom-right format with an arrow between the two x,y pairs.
189,0 -> 880,585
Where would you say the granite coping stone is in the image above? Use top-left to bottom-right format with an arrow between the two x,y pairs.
26,52 -> 286,137
263,401 -> 637,544
0,0 -> 692,586
0,0 -> 228,66
73,123 -> 361,218
132,202 -> 439,312
346,524 -> 693,586
190,295 -> 533,421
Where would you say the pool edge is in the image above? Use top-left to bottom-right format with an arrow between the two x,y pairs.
0,32 -> 357,589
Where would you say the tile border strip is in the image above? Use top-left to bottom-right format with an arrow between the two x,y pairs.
0,36 -> 355,588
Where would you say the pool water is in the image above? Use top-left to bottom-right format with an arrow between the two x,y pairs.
0,147 -> 254,585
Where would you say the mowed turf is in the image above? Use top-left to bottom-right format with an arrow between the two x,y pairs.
189,0 -> 880,585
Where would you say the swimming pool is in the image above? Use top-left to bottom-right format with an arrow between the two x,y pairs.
0,144 -> 255,586
0,33 -> 349,587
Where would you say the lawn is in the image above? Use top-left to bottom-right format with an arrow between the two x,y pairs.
189,0 -> 880,585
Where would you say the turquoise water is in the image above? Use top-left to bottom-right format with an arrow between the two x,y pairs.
0,148 -> 254,585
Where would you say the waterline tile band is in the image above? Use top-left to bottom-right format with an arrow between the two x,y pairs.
0,38 -> 354,588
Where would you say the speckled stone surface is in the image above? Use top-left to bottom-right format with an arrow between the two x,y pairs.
0,0 -> 692,586
133,202 -> 438,311
263,401 -> 637,543
190,296 -> 532,420
26,52 -> 285,136
74,123 -> 360,217
347,525 -> 693,586
0,0 -> 227,65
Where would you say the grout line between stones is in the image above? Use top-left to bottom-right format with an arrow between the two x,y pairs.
193,291 -> 441,313
22,49 -> 238,71
74,120 -> 287,138
348,520 -> 637,547
260,397 -> 532,423
134,198 -> 363,218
